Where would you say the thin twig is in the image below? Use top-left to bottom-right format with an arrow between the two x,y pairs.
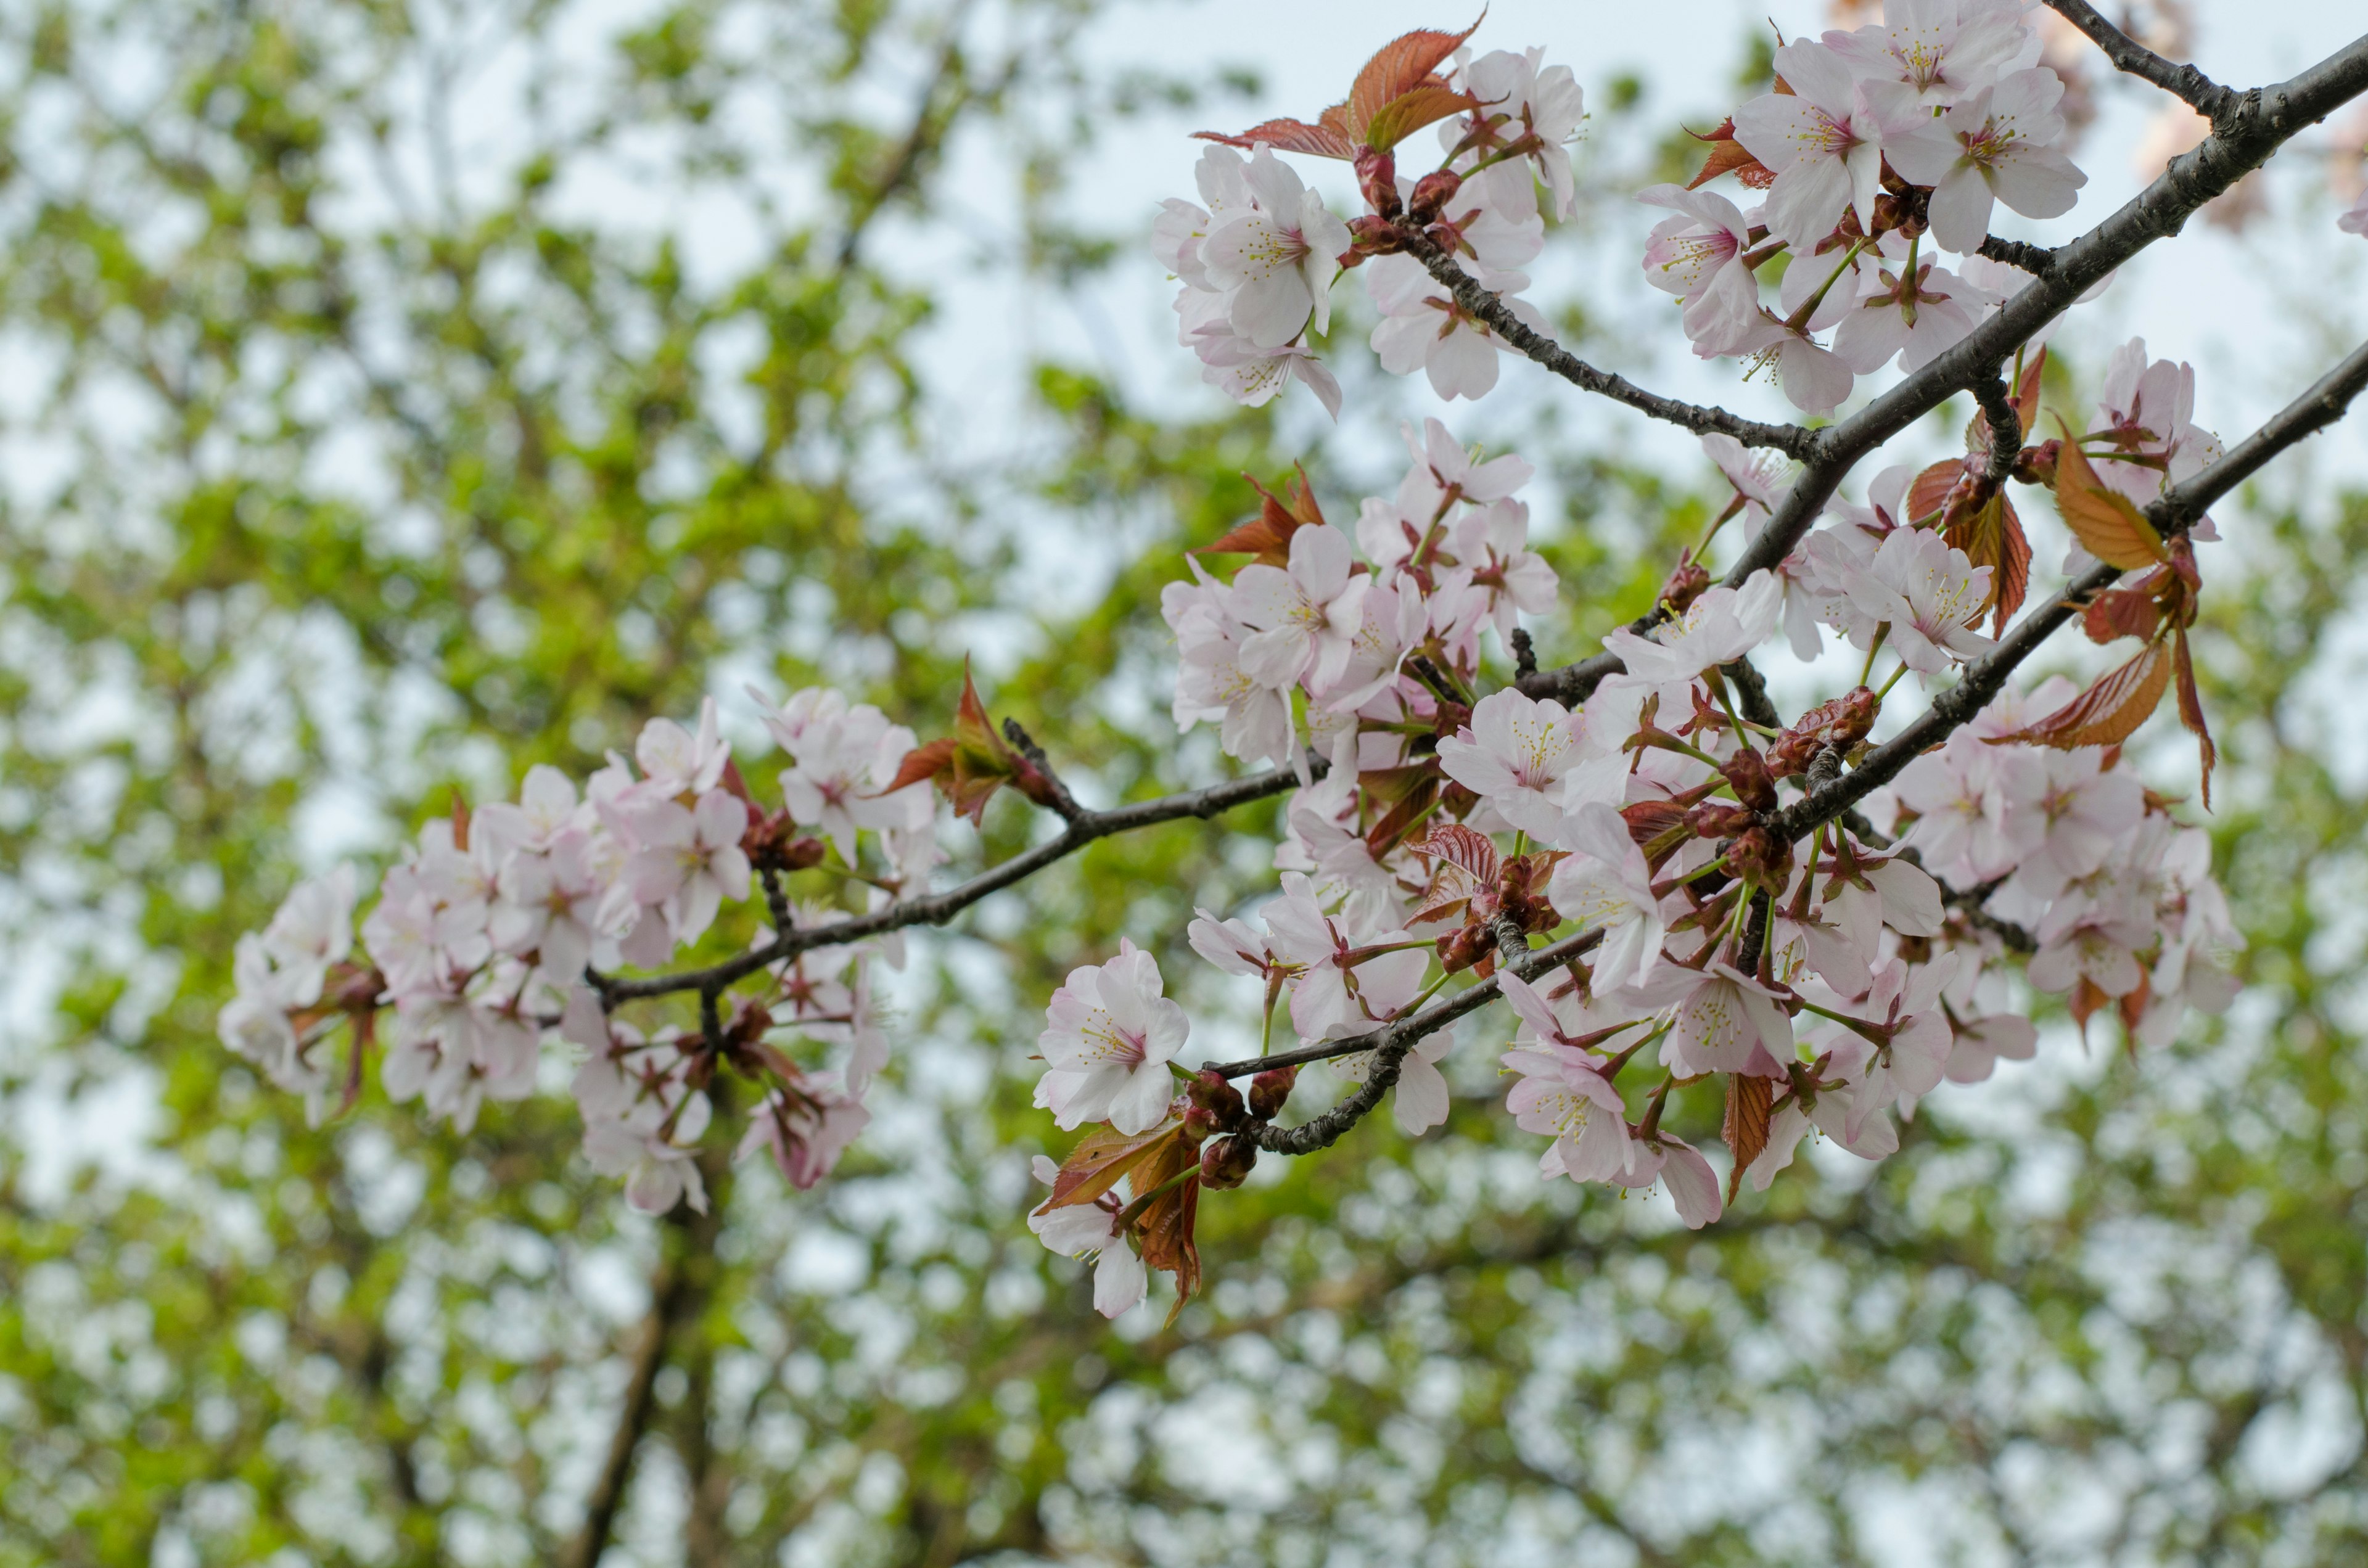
1400,231 -> 1820,459
2042,0 -> 2242,123
597,757 -> 1321,1003
1974,370 -> 2023,486
1976,235 -> 2057,275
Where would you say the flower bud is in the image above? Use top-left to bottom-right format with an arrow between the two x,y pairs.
1723,825 -> 1793,891
1688,802 -> 1755,840
1405,168 -> 1463,224
1199,1135 -> 1258,1190
1247,1065 -> 1298,1121
1719,748 -> 1778,812
1181,1104 -> 1219,1143
1354,147 -> 1402,219
1347,214 -> 1407,255
1658,556 -> 1711,614
2016,438 -> 2062,487
1436,922 -> 1493,974
1185,1069 -> 1247,1133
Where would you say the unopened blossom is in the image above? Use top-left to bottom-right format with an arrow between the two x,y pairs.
1843,525 -> 1994,673
1639,186 -> 1762,356
1545,803 -> 1666,990
1035,939 -> 1190,1134
625,787 -> 751,946
1228,522 -> 1370,692
1826,0 -> 2036,107
1875,68 -> 2087,254
1198,145 -> 1351,348
1450,47 -> 1586,218
1437,689 -> 1592,841
1028,1156 -> 1148,1318
1732,39 -> 1886,248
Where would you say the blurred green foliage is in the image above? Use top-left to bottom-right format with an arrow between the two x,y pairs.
3,4 -> 2368,1567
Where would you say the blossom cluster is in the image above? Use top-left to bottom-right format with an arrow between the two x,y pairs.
220,691 -> 927,1211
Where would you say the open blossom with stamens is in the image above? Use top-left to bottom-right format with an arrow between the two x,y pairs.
1027,1156 -> 1149,1318
1035,939 -> 1190,1135
1874,67 -> 2087,254
1545,803 -> 1666,990
1366,252 -> 1549,401
1843,525 -> 1994,673
1227,523 -> 1370,693
1335,1028 -> 1455,1135
1701,432 -> 1794,533
1262,874 -> 1429,1042
623,788 -> 751,945
1436,689 -> 1594,841
1164,568 -> 1298,770
1611,1132 -> 1725,1228
1627,962 -> 1795,1078
1638,186 -> 1762,356
1604,569 -> 1783,682
1832,235 -> 1988,373
1827,0 -> 2036,107
1197,145 -> 1350,348
1893,729 -> 2047,888
1732,40 -> 1886,248
757,688 -> 929,865
1449,47 -> 1586,218
1502,1008 -> 1635,1183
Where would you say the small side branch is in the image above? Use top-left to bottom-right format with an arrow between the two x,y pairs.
1400,231 -> 1819,459
2042,0 -> 2242,123
1973,370 -> 2022,486
1976,235 -> 2057,275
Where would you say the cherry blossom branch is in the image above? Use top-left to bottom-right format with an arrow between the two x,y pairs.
1974,371 -> 2021,486
1767,334 -> 2368,844
1200,928 -> 1604,1157
1518,31 -> 2368,708
1976,236 -> 2057,275
2041,0 -> 2242,124
594,757 -> 1321,1006
1398,230 -> 1821,459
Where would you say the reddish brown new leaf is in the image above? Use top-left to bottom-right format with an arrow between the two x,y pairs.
1198,466 -> 1326,567
1035,1123 -> 1180,1213
2012,347 -> 2048,437
1996,641 -> 2171,751
1944,488 -> 2031,633
1406,822 -> 1500,885
1193,113 -> 1359,160
2082,580 -> 2169,645
1347,17 -> 1484,141
1361,83 -> 1482,154
1723,1072 -> 1774,1203
2052,417 -> 2169,571
2171,623 -> 2216,808
1685,120 -> 1775,189
1907,457 -> 1968,527
1132,1135 -> 1204,1327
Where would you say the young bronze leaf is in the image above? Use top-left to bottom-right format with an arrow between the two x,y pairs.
2052,417 -> 2170,571
1722,1072 -> 1774,1203
2082,579 -> 2169,645
1361,83 -> 1483,154
1906,457 -> 1967,527
2012,347 -> 2048,437
2172,623 -> 2216,808
1132,1136 -> 1204,1326
1346,17 -> 1484,142
1036,1123 -> 1180,1213
1407,822 -> 1501,887
1192,114 -> 1359,160
1996,641 -> 2171,750
1944,488 -> 2031,633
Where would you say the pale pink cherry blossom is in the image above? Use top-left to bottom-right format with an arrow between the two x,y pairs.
1431,498 -> 1559,653
1804,951 -> 1959,1138
218,934 -> 327,1098
1638,186 -> 1763,356
1893,729 -> 2047,889
1610,1132 -> 1725,1228
1732,39 -> 1887,249
1262,874 -> 1429,1042
1164,569 -> 1298,771
1545,803 -> 1667,989
1448,47 -> 1587,219
1034,938 -> 1190,1135
1428,160 -> 1548,275
1365,252 -> 1548,401
2028,895 -> 2153,1000
575,1045 -> 713,1215
1874,68 -> 2087,255
1735,310 -> 1856,417
1825,0 -> 2036,108
2343,189 -> 2368,237
1198,144 -> 1352,348
1832,234 -> 1986,373
758,688 -> 929,865
491,827 -> 617,981
474,765 -> 583,859
2085,337 -> 2225,512
1180,289 -> 1346,416
1603,569 -> 1784,683
1334,1028 -> 1455,1136
1943,1009 -> 2039,1084
1436,689 -> 1589,842
1227,522 -> 1370,692
1309,576 -> 1429,715
1152,145 -> 1257,292
1701,432 -> 1795,535
1743,1070 -> 1898,1191
1863,851 -> 1946,938
381,979 -> 540,1134
1500,991 -> 1636,1181
1281,771 -> 1410,932
2004,750 -> 2146,901
741,1082 -> 870,1190
1843,525 -> 1994,674
1770,877 -> 1880,998
636,697 -> 730,798
1775,511 -> 1888,659
623,787 -> 752,945
1188,906 -> 1302,990
257,863 -> 358,996
1027,1155 -> 1148,1318
363,864 -> 491,996
1625,961 -> 1795,1078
